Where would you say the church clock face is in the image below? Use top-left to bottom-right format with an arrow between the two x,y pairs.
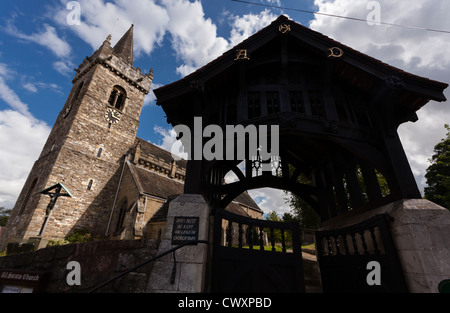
105,108 -> 121,124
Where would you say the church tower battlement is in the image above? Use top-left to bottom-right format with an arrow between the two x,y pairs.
0,26 -> 153,248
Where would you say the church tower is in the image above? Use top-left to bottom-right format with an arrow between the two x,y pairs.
0,26 -> 153,247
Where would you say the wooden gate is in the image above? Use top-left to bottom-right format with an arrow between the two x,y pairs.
211,210 -> 305,293
315,214 -> 408,293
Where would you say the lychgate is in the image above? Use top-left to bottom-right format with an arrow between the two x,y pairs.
154,15 -> 449,293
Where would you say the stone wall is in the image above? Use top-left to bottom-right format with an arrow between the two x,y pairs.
0,239 -> 159,293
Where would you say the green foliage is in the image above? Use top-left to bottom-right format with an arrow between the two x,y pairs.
46,239 -> 70,247
65,228 -> 94,243
264,210 -> 283,242
283,163 -> 390,229
0,207 -> 12,227
425,124 -> 450,210
286,194 -> 320,229
264,210 -> 297,244
47,228 -> 95,247
265,210 -> 281,222
281,168 -> 321,229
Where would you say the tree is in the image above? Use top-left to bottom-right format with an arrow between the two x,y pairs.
0,207 -> 12,226
264,211 -> 297,244
285,166 -> 390,229
424,124 -> 450,210
265,210 -> 283,243
265,210 -> 281,222
285,193 -> 320,229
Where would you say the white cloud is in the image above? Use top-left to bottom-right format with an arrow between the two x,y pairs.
4,16 -> 73,77
264,0 -> 282,6
5,22 -> 71,58
53,0 -> 279,77
0,110 -> 51,208
22,80 -> 63,95
0,64 -> 51,208
53,60 -> 74,76
310,0 -> 450,69
228,9 -> 279,48
144,82 -> 163,107
169,7 -> 278,76
22,83 -> 38,93
162,0 -> 228,76
55,0 -> 169,56
152,125 -> 188,160
0,74 -> 32,118
309,0 -> 450,193
248,188 -> 291,215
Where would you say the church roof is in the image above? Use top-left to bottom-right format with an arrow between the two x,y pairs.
127,162 -> 184,199
131,139 -> 262,212
155,15 -> 447,106
149,194 -> 260,223
234,192 -> 262,212
137,137 -> 187,168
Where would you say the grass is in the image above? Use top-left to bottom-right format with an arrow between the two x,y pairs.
239,245 -> 284,252
232,243 -> 315,253
301,243 -> 316,250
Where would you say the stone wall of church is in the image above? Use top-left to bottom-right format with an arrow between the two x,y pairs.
108,164 -> 140,239
0,239 -> 159,293
108,165 -> 167,240
142,197 -> 166,229
0,50 -> 151,249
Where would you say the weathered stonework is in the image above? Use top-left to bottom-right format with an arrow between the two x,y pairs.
0,26 -> 152,249
0,26 -> 262,252
146,194 -> 211,293
0,239 -> 159,293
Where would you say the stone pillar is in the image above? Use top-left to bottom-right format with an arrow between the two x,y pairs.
146,194 -> 211,293
321,199 -> 450,293
388,199 -> 450,292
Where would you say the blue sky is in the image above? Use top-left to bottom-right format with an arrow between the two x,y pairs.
1,0 -> 449,214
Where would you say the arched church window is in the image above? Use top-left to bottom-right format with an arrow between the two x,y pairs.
115,197 -> 128,233
87,179 -> 93,191
108,86 -> 126,111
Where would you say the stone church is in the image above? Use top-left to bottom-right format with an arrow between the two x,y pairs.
0,25 -> 262,250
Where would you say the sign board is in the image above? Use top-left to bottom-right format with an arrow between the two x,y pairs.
0,270 -> 49,293
171,216 -> 199,245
